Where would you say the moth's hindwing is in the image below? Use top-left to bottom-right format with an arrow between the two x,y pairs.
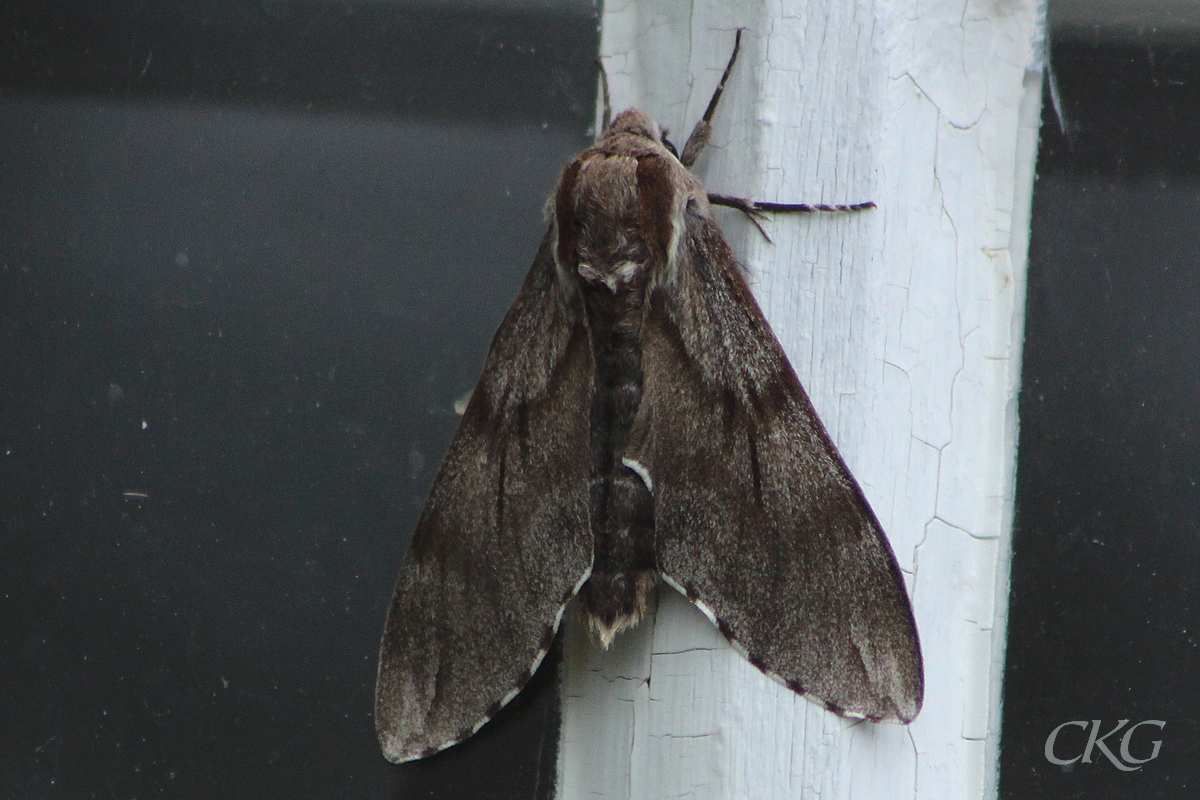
374,233 -> 594,763
628,213 -> 924,723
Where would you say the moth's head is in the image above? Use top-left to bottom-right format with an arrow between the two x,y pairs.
604,108 -> 681,160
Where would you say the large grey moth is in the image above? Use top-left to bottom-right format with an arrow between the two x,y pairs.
375,30 -> 923,764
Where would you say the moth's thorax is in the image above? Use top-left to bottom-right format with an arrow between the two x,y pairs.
570,152 -> 647,292
551,110 -> 708,297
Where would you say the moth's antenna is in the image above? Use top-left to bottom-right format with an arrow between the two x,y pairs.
680,28 -> 744,168
597,58 -> 612,136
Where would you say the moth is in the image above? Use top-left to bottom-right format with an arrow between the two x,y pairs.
376,30 -> 923,764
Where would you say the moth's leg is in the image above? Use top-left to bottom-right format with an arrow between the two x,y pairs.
708,193 -> 877,242
709,195 -> 877,215
680,28 -> 745,168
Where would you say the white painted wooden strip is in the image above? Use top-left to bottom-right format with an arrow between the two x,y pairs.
559,1 -> 1043,797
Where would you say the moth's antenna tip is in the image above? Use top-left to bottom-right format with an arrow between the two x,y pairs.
596,58 -> 612,134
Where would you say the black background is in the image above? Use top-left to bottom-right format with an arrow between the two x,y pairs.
9,3 -> 1200,799
1000,26 -> 1200,800
0,1 -> 596,797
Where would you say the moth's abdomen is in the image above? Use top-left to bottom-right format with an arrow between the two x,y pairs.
577,251 -> 656,648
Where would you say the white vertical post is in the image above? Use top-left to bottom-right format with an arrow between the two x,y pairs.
559,1 -> 1043,798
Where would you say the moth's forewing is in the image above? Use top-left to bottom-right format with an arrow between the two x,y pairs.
627,215 -> 923,722
375,235 -> 594,762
